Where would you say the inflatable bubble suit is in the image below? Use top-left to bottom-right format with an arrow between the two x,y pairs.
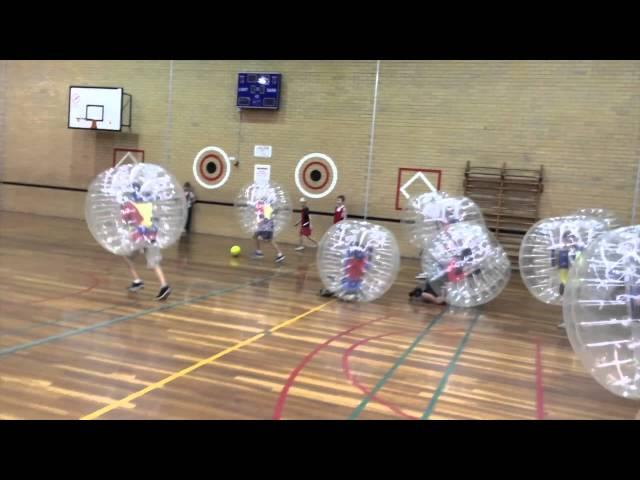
519,215 -> 609,305
573,208 -> 622,230
563,226 -> 640,399
235,182 -> 292,238
421,222 -> 511,307
85,163 -> 187,256
317,220 -> 400,302
403,192 -> 485,248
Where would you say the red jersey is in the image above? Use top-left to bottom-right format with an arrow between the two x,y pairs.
299,206 -> 312,236
446,259 -> 465,282
345,258 -> 367,280
333,205 -> 346,224
300,206 -> 311,227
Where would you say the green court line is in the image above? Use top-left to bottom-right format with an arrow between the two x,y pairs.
348,308 -> 448,420
0,273 -> 279,359
0,305 -> 116,338
0,277 -> 245,339
421,308 -> 482,420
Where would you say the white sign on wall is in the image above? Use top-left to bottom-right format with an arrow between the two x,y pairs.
254,145 -> 273,158
254,164 -> 271,186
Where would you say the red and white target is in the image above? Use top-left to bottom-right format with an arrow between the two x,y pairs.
294,153 -> 338,199
192,146 -> 231,189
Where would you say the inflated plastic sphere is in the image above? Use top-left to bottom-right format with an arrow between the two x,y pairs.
519,215 -> 609,305
573,208 -> 622,230
85,163 -> 187,256
317,220 -> 400,302
563,226 -> 640,399
421,222 -> 511,307
403,192 -> 484,248
235,182 -> 291,238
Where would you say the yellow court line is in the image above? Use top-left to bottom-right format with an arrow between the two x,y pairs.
80,299 -> 335,420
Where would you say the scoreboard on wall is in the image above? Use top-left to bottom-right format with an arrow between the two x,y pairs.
237,73 -> 282,110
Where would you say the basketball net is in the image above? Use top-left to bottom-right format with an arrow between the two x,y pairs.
77,118 -> 98,129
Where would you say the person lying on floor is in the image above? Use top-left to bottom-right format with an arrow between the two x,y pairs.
409,271 -> 448,305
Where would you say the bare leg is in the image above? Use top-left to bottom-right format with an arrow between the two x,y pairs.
255,236 -> 262,251
308,236 -> 318,246
270,240 -> 283,256
124,256 -> 141,281
153,266 -> 168,287
421,292 -> 446,304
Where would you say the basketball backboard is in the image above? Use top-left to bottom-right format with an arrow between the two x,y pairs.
68,86 -> 124,131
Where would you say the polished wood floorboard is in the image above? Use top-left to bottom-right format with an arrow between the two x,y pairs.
0,211 -> 638,420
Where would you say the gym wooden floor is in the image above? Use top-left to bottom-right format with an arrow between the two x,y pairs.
0,211 -> 638,420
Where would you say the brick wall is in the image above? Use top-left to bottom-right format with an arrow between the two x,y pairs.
1,60 -> 639,255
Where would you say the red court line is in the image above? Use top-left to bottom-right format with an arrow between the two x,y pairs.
342,330 -> 419,420
535,338 -> 545,420
272,316 -> 388,420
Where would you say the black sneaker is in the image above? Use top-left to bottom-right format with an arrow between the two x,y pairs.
128,280 -> 144,292
156,285 -> 171,301
409,287 -> 423,298
275,254 -> 286,263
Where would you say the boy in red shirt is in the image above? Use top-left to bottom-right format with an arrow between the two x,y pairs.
294,197 -> 318,251
334,195 -> 347,224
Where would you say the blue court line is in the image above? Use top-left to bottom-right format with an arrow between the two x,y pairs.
421,308 -> 482,419
0,273 -> 278,359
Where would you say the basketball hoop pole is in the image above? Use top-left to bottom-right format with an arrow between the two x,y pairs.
363,60 -> 381,220
632,158 -> 640,225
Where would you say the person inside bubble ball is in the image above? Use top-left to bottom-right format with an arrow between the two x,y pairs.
442,205 -> 460,227
448,247 -> 479,281
409,246 -> 475,305
552,230 -> 582,296
120,183 -> 171,301
121,199 -> 158,243
623,263 -> 640,323
415,205 -> 461,281
253,199 -> 285,263
339,244 -> 373,301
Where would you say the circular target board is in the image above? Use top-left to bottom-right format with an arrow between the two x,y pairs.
294,153 -> 338,199
193,146 -> 231,189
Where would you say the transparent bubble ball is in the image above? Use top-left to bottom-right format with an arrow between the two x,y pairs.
563,226 -> 640,399
421,223 -> 511,307
234,182 -> 292,238
573,208 -> 622,230
403,192 -> 484,248
519,215 -> 609,305
317,220 -> 400,302
85,163 -> 187,256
